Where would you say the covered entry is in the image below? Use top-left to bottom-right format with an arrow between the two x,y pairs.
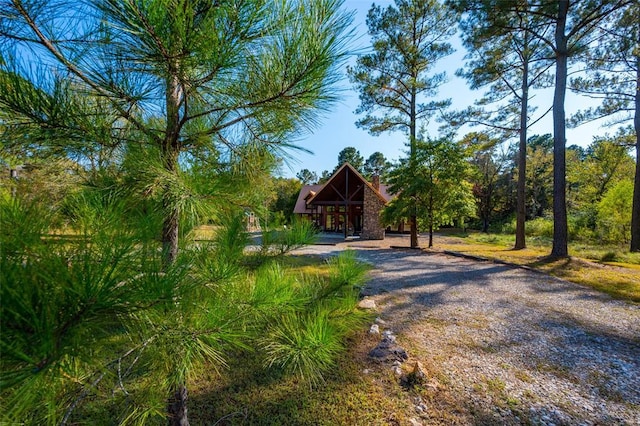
310,164 -> 365,236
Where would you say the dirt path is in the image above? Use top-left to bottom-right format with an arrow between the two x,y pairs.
294,237 -> 640,425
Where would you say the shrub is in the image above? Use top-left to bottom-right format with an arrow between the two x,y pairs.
261,218 -> 318,256
525,217 -> 554,238
597,180 -> 633,244
600,251 -> 618,262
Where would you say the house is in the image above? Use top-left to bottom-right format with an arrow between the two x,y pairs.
293,163 -> 396,239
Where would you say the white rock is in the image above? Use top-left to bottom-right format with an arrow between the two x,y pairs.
358,298 -> 377,309
369,324 -> 380,335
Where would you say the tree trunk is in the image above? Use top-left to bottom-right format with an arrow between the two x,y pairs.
428,193 -> 433,248
631,44 -> 640,252
162,71 -> 183,266
551,0 -> 569,258
168,384 -> 189,426
515,32 -> 530,250
409,88 -> 419,249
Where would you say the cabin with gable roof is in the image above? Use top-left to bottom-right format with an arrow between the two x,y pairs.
293,163 -> 399,239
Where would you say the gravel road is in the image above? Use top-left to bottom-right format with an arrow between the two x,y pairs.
293,236 -> 640,425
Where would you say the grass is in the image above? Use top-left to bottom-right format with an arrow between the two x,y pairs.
434,231 -> 640,303
189,331 -> 414,425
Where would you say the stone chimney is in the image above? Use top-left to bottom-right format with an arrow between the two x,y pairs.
371,175 -> 380,191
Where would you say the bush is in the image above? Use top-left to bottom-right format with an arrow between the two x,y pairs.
261,218 -> 318,256
525,217 -> 554,238
597,180 -> 633,244
600,251 -> 619,262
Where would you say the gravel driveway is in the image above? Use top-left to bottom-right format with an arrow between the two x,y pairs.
293,236 -> 640,425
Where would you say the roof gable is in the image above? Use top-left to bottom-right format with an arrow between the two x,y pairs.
293,184 -> 323,214
307,163 -> 389,205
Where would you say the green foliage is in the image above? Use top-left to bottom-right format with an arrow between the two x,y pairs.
0,195 -> 53,256
326,249 -> 370,294
363,151 -> 392,180
597,180 -> 633,244
348,0 -> 456,135
452,0 -> 553,137
524,134 -> 554,218
260,250 -> 369,384
261,218 -> 319,256
192,212 -> 250,285
0,195 -> 173,423
334,147 -> 364,174
383,136 -> 475,246
525,217 -> 554,239
268,177 -> 303,226
1,0 -> 354,267
296,169 -> 317,184
1,189 -> 365,422
568,136 -> 635,209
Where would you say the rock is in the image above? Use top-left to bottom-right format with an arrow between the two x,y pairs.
362,369 -> 371,374
374,317 -> 387,325
369,324 -> 380,335
408,418 -> 422,426
401,361 -> 428,388
358,298 -> 377,310
409,361 -> 427,384
382,330 -> 396,342
393,366 -> 403,376
368,334 -> 408,363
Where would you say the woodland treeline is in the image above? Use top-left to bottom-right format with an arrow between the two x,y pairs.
344,0 -> 639,253
291,130 -> 635,246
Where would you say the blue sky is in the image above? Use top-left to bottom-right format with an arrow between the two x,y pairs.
280,0 -> 618,179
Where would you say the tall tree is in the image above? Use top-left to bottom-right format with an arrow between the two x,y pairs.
296,168 -> 318,184
0,1 -> 352,423
530,0 -> 632,257
0,0 -> 352,267
451,0 -> 554,249
569,3 -> 640,251
349,0 -> 457,248
384,135 -> 475,248
363,151 -> 392,180
334,146 -> 364,173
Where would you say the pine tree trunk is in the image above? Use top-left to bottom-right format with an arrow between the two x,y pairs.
162,71 -> 183,266
515,32 -> 530,250
551,0 -> 569,258
168,385 -> 189,426
631,47 -> 640,252
428,193 -> 433,248
409,88 -> 419,249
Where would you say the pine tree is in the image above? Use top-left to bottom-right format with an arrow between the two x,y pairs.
0,0 -> 352,265
349,0 -> 457,248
